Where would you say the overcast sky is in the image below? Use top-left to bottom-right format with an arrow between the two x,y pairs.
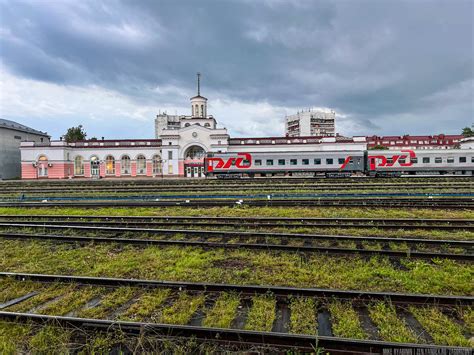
0,0 -> 472,139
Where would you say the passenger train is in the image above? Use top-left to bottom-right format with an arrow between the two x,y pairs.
205,149 -> 474,178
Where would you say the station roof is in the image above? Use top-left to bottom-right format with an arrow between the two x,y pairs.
0,118 -> 49,136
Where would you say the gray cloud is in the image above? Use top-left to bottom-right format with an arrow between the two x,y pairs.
0,0 -> 472,138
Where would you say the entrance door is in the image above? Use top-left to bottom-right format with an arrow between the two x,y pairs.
193,167 -> 199,177
91,161 -> 100,178
185,166 -> 192,177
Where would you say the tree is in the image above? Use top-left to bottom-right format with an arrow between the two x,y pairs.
64,125 -> 87,142
461,127 -> 473,137
368,145 -> 389,150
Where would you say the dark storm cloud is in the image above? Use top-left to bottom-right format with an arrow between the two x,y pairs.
0,0 -> 472,136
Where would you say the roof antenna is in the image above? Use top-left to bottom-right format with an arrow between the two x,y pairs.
197,72 -> 201,96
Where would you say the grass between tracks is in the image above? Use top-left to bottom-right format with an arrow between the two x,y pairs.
0,205 -> 473,219
0,240 -> 472,296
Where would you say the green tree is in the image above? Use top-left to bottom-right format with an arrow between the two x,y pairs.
368,145 -> 389,150
461,127 -> 473,137
64,125 -> 87,142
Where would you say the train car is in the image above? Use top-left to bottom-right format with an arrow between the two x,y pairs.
367,149 -> 474,176
205,151 -> 365,178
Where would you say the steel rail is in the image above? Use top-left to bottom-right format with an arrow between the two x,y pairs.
2,218 -> 472,231
2,232 -> 471,261
0,199 -> 472,208
0,311 -> 471,353
1,272 -> 471,305
1,214 -> 473,224
1,223 -> 472,249
1,183 -> 471,192
1,312 -> 470,353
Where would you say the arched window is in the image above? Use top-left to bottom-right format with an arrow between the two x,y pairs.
74,156 -> 84,175
136,155 -> 146,175
38,155 -> 48,161
184,146 -> 205,159
185,123 -> 190,127
195,105 -> 199,116
201,104 -> 204,116
152,155 -> 162,175
121,155 -> 131,174
204,123 -> 210,127
105,155 -> 115,175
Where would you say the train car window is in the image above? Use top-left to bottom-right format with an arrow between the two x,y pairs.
243,160 -> 250,165
266,159 -> 274,166
326,158 -> 333,165
255,159 -> 262,166
459,157 -> 466,163
447,158 -> 454,163
314,158 -> 321,165
387,158 -> 393,164
338,158 -> 345,164
472,157 -> 474,163
302,159 -> 309,165
411,157 -> 418,164
435,157 -> 442,163
399,158 -> 406,164
290,159 -> 298,165
278,159 -> 285,165
423,157 -> 430,163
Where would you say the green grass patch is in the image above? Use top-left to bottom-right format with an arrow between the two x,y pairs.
78,286 -> 137,319
288,297 -> 317,335
203,292 -> 240,328
328,300 -> 366,339
245,294 -> 276,332
160,293 -> 205,325
368,302 -> 418,343
410,307 -> 471,347
119,288 -> 170,321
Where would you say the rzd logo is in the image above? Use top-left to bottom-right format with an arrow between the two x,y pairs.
207,153 -> 252,172
368,150 -> 416,170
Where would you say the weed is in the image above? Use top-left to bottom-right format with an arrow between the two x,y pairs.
203,292 -> 240,328
245,294 -> 276,332
288,297 -> 317,335
328,300 -> 366,339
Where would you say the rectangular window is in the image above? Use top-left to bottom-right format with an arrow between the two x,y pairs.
338,158 -> 345,164
302,159 -> 309,165
423,157 -> 430,164
266,159 -> 273,166
399,158 -> 406,164
435,157 -> 442,164
278,159 -> 285,166
290,159 -> 297,165
472,157 -> 474,163
314,158 -> 321,165
255,159 -> 262,166
326,158 -> 333,165
168,164 -> 173,174
459,157 -> 466,163
168,151 -> 173,160
447,157 -> 454,163
411,157 -> 418,164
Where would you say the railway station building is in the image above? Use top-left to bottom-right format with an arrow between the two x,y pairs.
18,75 -> 470,180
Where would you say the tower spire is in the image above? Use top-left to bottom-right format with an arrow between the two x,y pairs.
197,72 -> 201,96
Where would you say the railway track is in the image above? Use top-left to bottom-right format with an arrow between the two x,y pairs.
1,223 -> 472,260
1,197 -> 473,208
0,272 -> 472,353
1,215 -> 472,231
1,182 -> 472,193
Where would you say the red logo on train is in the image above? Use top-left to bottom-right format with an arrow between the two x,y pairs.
207,153 -> 252,172
367,150 -> 416,170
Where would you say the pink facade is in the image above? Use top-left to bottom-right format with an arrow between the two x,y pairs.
21,162 -> 73,179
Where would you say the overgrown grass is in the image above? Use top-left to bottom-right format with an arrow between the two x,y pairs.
244,294 -> 276,332
78,286 -> 137,319
203,292 -> 240,328
29,325 -> 72,353
0,321 -> 31,354
0,240 -> 472,296
328,300 -> 366,339
160,293 -> 205,325
119,288 -> 170,321
288,297 -> 317,335
368,302 -> 418,343
0,205 -> 472,219
410,307 -> 471,347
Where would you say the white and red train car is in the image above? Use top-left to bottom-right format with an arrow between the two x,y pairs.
205,149 -> 474,178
